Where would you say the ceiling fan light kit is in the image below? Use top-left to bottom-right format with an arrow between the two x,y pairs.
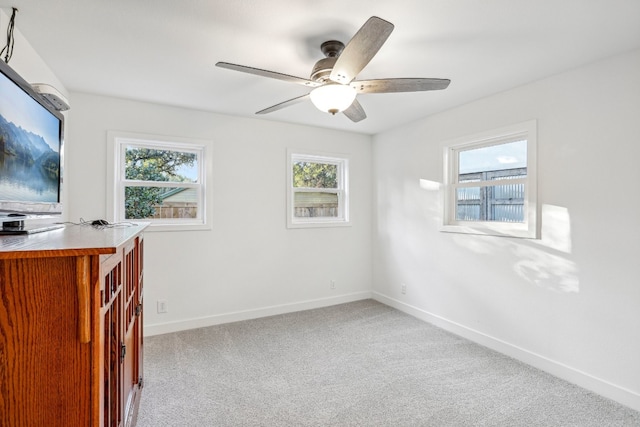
309,83 -> 357,114
216,16 -> 450,122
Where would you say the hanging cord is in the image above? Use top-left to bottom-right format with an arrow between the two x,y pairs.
1,7 -> 18,63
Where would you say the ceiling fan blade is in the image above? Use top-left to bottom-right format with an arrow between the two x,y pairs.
216,62 -> 320,88
329,16 -> 394,85
352,78 -> 451,94
256,93 -> 310,115
342,99 -> 366,122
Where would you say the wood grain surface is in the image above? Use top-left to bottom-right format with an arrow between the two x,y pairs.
0,223 -> 148,259
0,256 -> 92,426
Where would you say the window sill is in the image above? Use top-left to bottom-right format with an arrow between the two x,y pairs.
141,221 -> 211,233
440,222 -> 537,239
287,219 -> 351,229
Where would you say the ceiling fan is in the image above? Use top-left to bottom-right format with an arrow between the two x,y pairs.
216,16 -> 450,122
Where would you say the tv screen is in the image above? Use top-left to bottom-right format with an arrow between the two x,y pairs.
0,59 -> 64,218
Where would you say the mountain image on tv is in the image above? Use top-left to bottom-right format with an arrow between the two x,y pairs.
0,114 -> 60,203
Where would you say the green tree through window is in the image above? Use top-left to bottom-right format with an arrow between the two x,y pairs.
292,161 -> 337,188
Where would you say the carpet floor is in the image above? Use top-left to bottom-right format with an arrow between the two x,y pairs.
135,299 -> 640,426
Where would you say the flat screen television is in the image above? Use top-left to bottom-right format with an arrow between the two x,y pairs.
0,59 -> 64,233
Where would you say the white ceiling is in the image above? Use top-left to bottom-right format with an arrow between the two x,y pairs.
3,0 -> 640,135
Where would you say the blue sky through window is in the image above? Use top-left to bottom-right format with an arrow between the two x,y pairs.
176,162 -> 198,182
459,139 -> 527,174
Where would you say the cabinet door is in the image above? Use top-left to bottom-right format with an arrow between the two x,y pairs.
137,234 -> 144,387
100,236 -> 144,427
122,238 -> 142,427
100,252 -> 123,427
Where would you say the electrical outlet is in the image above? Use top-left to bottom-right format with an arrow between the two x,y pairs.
157,300 -> 168,313
401,283 -> 407,294
330,280 -> 336,290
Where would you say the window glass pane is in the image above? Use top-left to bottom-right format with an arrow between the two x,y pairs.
491,203 -> 524,223
458,140 -> 527,178
125,147 -> 198,183
293,191 -> 338,218
456,184 -> 525,223
292,161 -> 338,188
456,186 -> 480,201
125,186 -> 199,219
456,200 -> 481,221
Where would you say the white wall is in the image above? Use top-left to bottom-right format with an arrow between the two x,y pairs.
66,94 -> 373,334
0,9 -> 67,95
372,49 -> 640,410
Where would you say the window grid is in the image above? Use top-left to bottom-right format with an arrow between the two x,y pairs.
109,134 -> 209,231
442,121 -> 537,238
288,151 -> 350,228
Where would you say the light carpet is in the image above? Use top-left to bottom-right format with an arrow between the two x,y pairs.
136,299 -> 639,426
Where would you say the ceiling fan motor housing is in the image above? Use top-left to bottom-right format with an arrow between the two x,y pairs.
311,57 -> 337,82
311,40 -> 345,82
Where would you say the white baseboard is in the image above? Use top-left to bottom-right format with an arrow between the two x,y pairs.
144,291 -> 372,337
373,292 -> 640,412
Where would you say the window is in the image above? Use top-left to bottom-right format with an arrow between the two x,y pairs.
108,132 -> 211,231
287,150 -> 349,228
442,120 -> 537,238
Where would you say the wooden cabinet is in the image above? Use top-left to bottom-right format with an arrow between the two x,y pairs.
0,223 -> 147,427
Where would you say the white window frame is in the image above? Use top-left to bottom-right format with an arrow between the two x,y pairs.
287,149 -> 350,228
442,120 -> 538,239
107,131 -> 212,232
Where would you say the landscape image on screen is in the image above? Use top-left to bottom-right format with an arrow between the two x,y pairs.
0,73 -> 61,204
